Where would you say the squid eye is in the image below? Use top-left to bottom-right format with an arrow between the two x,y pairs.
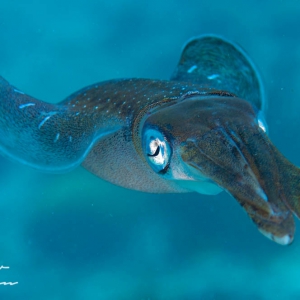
147,145 -> 160,157
143,128 -> 171,174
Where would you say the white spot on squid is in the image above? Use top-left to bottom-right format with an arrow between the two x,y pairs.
207,74 -> 220,80
14,89 -> 25,94
258,228 -> 292,245
187,65 -> 197,73
38,116 -> 51,129
256,187 -> 268,202
19,103 -> 35,109
258,120 -> 267,132
54,133 -> 60,143
257,111 -> 268,133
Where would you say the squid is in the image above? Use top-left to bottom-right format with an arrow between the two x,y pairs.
1,35 -> 299,245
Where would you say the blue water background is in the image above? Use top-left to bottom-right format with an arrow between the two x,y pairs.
1,1 -> 300,299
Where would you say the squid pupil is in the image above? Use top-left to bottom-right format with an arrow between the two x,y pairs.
147,146 -> 160,157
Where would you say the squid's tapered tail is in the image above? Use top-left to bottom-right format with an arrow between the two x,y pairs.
0,76 -> 118,172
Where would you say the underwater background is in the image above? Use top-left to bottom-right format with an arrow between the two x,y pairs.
1,0 -> 300,299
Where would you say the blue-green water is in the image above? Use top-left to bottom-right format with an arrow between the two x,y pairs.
1,1 -> 300,299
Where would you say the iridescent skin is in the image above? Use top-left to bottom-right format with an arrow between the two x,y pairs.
1,35 -> 299,245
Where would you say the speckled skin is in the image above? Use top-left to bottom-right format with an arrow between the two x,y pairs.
1,35 -> 299,244
0,77 -> 201,171
144,96 -> 300,242
66,79 -> 209,192
171,35 -> 265,111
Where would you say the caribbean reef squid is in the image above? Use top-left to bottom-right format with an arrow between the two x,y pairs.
1,35 -> 299,245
